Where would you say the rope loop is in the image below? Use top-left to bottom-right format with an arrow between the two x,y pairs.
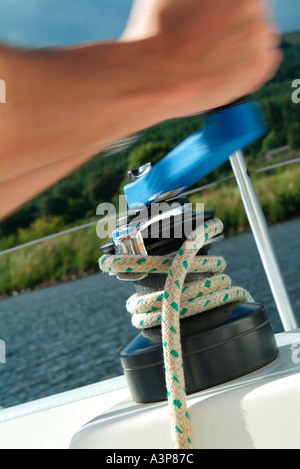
99,217 -> 253,449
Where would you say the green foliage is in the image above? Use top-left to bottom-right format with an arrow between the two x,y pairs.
17,216 -> 65,244
191,165 -> 300,233
261,100 -> 283,133
54,181 -> 81,200
0,216 -> 65,252
40,195 -> 69,218
288,122 -> 300,149
0,217 -> 65,256
40,192 -> 94,223
273,35 -> 300,83
0,225 -> 105,295
85,170 -> 123,205
67,198 -> 93,223
127,141 -> 172,169
0,204 -> 34,236
259,130 -> 287,158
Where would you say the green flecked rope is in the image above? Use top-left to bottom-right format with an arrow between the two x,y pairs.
99,218 -> 253,449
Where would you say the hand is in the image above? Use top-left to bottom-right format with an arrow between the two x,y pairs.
0,0 -> 282,220
122,0 -> 282,117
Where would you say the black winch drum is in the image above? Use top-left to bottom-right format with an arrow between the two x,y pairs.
120,302 -> 279,403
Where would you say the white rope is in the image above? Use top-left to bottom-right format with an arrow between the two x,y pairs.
99,218 -> 253,449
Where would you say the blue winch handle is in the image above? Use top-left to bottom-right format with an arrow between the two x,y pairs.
124,100 -> 267,209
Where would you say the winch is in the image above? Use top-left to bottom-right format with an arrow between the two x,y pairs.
99,100 -> 279,413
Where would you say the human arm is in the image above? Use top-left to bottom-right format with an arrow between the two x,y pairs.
0,0 -> 282,220
0,39 -> 170,220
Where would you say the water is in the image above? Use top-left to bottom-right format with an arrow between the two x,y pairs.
0,218 -> 299,409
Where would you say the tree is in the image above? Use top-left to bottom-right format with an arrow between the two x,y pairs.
288,122 -> 300,150
259,130 -> 286,158
40,195 -> 69,218
0,204 -> 34,235
54,181 -> 81,200
85,170 -> 123,205
67,198 -> 93,222
127,141 -> 173,170
261,100 -> 283,133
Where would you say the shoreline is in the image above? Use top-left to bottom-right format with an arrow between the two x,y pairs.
1,159 -> 300,300
1,217 -> 294,301
0,268 -> 100,301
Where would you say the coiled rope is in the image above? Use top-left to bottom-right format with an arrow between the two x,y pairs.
99,218 -> 253,449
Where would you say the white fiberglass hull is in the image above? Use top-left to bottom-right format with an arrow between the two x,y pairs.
1,330 -> 300,449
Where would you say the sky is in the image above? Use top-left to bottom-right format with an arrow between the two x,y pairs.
0,0 -> 298,48
0,0 -> 133,47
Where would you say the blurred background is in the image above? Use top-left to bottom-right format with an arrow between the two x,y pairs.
0,0 -> 299,409
0,0 -> 298,47
0,0 -> 133,47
